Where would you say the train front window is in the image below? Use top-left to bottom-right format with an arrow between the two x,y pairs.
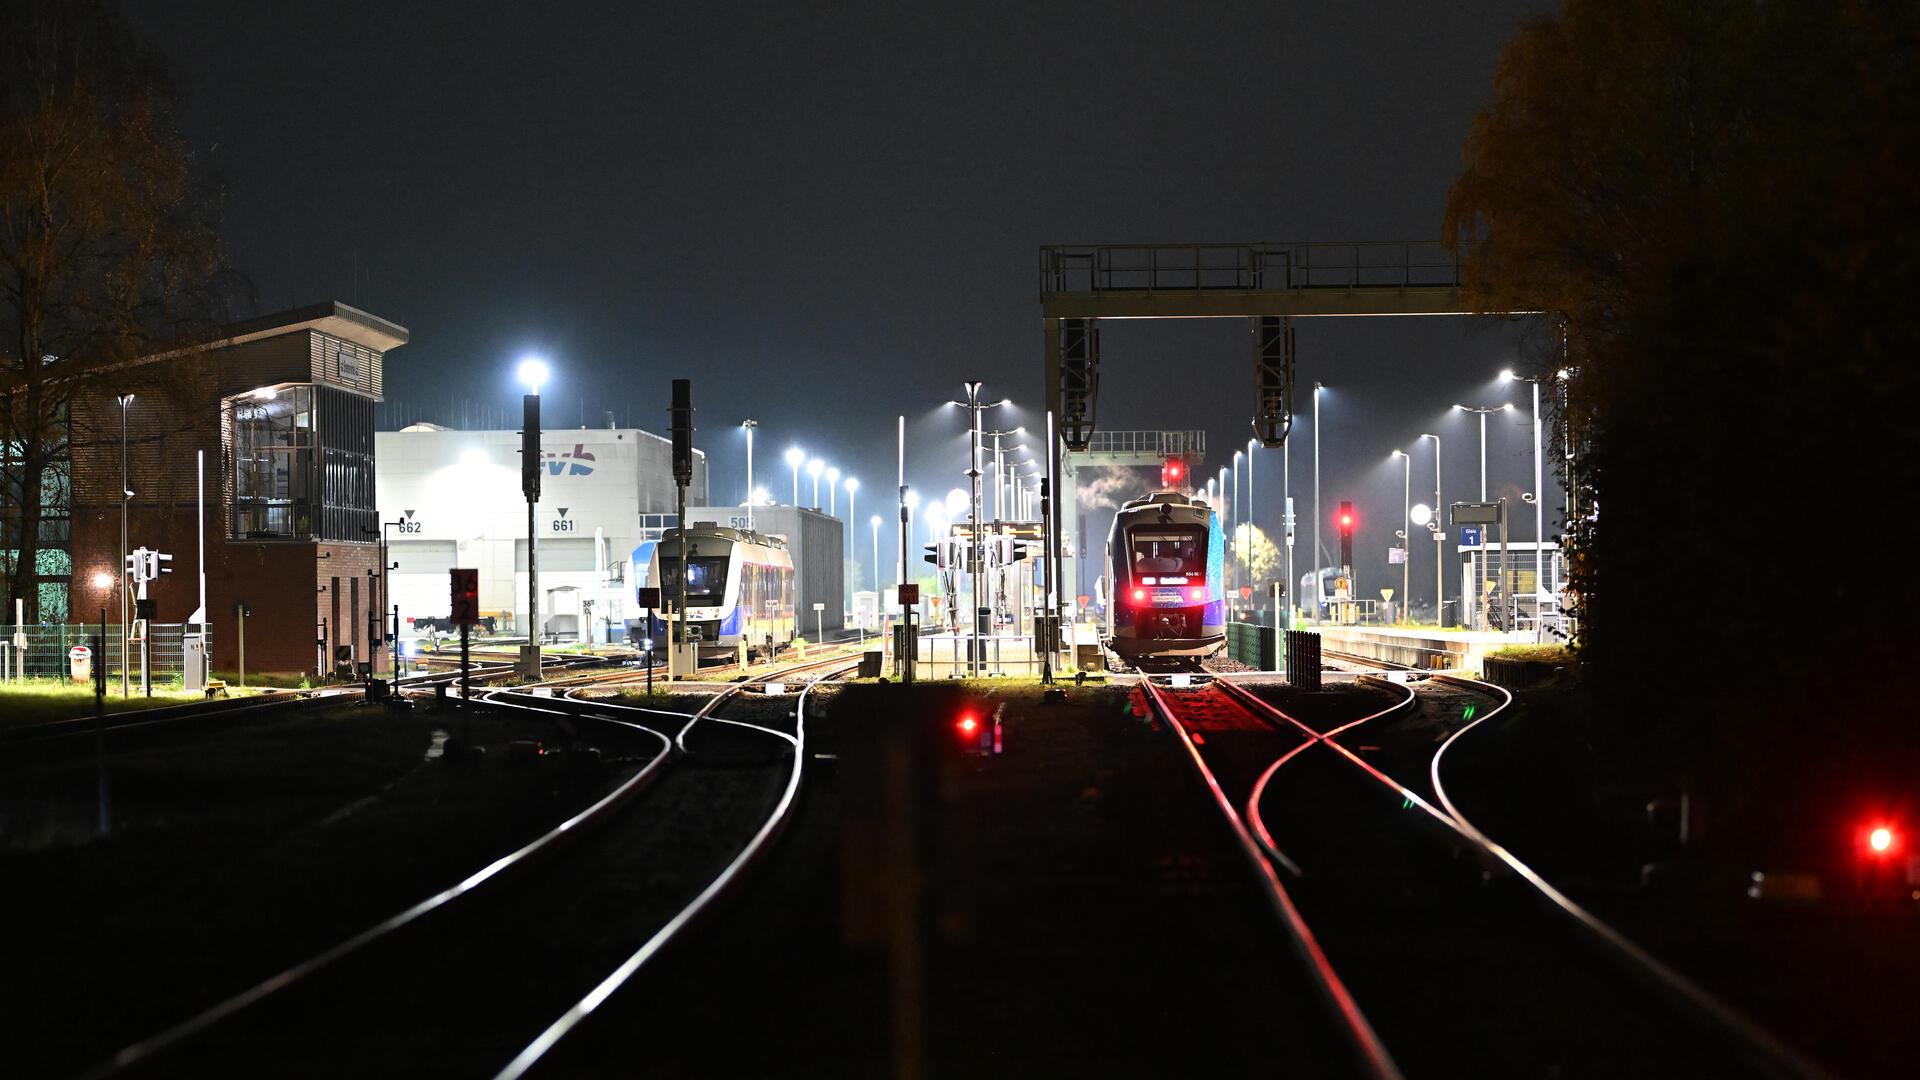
658,556 -> 729,606
1129,528 -> 1205,585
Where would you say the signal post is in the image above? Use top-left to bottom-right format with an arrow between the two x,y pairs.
450,568 -> 479,742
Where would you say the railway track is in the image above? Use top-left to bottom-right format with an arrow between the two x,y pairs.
0,654 -> 612,751
1140,671 -> 1824,1079
85,650 -> 858,1079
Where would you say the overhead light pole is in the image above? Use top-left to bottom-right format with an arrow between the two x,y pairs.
1453,401 -> 1512,631
1313,382 -> 1324,623
1452,403 -> 1513,500
1281,430 -> 1293,630
518,357 -> 549,678
870,512 -> 882,603
1502,369 -> 1548,641
1421,433 -> 1444,627
845,476 -> 859,608
785,446 -> 805,506
826,466 -> 841,516
807,458 -> 824,509
1391,448 -> 1410,626
740,420 -> 757,530
116,393 -> 133,697
951,383 -> 1008,676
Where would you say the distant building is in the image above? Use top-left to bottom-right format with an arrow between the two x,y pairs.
375,424 -> 707,640
68,301 -> 407,675
683,504 -> 844,635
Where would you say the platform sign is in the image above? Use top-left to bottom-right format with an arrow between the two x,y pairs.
1461,526 -> 1483,547
1450,501 -> 1503,526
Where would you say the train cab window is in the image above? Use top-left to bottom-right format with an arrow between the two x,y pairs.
658,556 -> 729,606
1129,529 -> 1205,584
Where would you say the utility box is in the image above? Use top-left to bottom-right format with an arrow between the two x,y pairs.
182,638 -> 207,692
68,645 -> 92,684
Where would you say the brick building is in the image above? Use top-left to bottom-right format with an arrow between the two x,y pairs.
68,302 -> 407,676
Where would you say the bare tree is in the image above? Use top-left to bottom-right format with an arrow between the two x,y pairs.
0,0 -> 228,620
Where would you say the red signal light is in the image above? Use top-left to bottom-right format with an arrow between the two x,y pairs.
957,714 -> 979,735
1867,825 -> 1896,855
1339,512 -> 1353,528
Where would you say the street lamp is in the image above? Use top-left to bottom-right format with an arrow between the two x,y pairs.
117,392 -> 134,698
1231,449 -> 1244,597
826,466 -> 841,515
806,457 -> 825,508
845,476 -> 859,606
870,513 -> 882,602
1313,382 -> 1324,623
740,420 -> 757,530
1501,369 -> 1548,640
89,569 -> 115,834
517,357 -> 549,678
950,383 -> 1009,675
1421,433 -> 1443,626
1452,402 -> 1512,631
1391,449 -> 1411,625
785,446 -> 805,506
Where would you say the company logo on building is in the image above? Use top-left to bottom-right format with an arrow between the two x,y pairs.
543,443 -> 596,477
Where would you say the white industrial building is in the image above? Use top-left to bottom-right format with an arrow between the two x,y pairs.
377,423 -> 707,640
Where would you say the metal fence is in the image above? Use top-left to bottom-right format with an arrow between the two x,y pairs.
0,623 -> 206,684
1226,622 -> 1277,670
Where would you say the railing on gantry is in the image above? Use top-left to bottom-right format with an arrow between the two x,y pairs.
1039,241 -> 1468,298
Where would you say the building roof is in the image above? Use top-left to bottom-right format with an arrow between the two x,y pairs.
218,301 -> 409,352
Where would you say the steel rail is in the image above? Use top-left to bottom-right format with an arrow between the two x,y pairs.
1228,678 -> 1419,880
82,697 -> 676,1080
672,649 -> 858,755
1137,676 -> 1403,1080
1426,673 -> 1829,1080
494,655 -> 861,1080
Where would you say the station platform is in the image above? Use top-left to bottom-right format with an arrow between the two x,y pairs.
1310,624 -> 1532,673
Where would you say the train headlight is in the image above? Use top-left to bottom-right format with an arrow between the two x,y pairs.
1131,588 -> 1147,603
1188,587 -> 1205,602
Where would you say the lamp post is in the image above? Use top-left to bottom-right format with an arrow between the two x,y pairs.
1453,402 -> 1512,631
1421,433 -> 1443,627
1281,430 -> 1293,630
90,569 -> 114,835
1391,449 -> 1410,626
785,446 -> 805,506
807,457 -> 824,509
1452,403 -> 1514,500
826,466 -> 840,516
1501,369 -> 1548,642
117,393 -> 133,697
1313,382 -> 1324,623
518,357 -> 549,679
1232,449 -> 1245,599
741,420 -> 757,530
951,383 -> 1009,676
870,512 -> 882,605
845,476 -> 859,609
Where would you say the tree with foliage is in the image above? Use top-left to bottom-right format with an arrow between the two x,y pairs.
1,0 -> 229,620
1446,0 -> 1918,850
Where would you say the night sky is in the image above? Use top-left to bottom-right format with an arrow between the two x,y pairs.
128,0 -> 1556,612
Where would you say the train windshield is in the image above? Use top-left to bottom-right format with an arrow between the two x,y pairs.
657,555 -> 730,606
1127,527 -> 1206,585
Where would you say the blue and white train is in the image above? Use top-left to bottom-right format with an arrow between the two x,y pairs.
1103,491 -> 1227,659
636,526 -> 797,659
